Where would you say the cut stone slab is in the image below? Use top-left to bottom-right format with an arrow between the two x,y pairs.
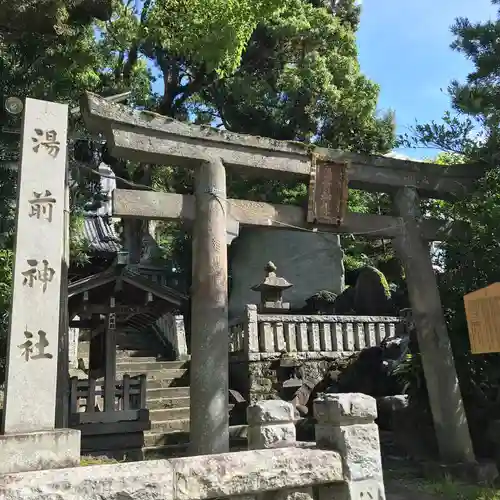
230,228 -> 344,318
314,392 -> 378,424
247,400 -> 295,425
170,448 -> 343,500
0,428 -> 80,474
150,407 -> 190,421
147,387 -> 190,399
0,458 -> 174,500
147,396 -> 190,410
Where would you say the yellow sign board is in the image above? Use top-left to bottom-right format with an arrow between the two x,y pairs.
464,283 -> 500,354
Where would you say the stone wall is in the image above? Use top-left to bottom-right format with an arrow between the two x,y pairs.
230,352 -> 349,403
1,394 -> 386,500
228,228 -> 344,319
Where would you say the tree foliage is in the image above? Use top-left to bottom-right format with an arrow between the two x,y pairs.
0,0 -> 112,40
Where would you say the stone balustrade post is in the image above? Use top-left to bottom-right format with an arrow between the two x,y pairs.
173,314 -> 189,360
247,400 -> 296,450
397,308 -> 414,337
314,393 -> 386,500
244,304 -> 259,353
247,400 -> 314,500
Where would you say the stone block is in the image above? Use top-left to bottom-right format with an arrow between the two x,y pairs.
170,448 -> 343,500
315,423 -> 382,481
247,400 -> 295,425
228,228 -> 343,319
0,448 -> 344,500
248,422 -> 296,450
318,479 -> 386,500
0,429 -> 81,474
314,392 -> 383,488
247,400 -> 296,449
314,393 -> 377,425
0,458 -> 175,500
262,487 -> 314,500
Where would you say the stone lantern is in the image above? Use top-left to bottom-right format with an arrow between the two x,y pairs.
251,261 -> 293,313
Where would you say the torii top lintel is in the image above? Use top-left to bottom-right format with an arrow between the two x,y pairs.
80,92 -> 484,199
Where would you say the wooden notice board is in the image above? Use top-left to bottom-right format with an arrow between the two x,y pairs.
464,283 -> 500,354
307,160 -> 349,225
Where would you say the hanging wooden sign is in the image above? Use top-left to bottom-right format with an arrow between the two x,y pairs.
464,283 -> 500,354
307,158 -> 349,226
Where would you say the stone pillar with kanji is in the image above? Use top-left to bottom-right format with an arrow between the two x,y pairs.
0,98 -> 80,474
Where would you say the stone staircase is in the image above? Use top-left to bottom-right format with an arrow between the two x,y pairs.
77,329 -> 193,458
115,354 -> 192,457
77,326 -> 247,458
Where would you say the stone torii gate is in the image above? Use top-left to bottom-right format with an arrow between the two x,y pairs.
81,92 -> 483,462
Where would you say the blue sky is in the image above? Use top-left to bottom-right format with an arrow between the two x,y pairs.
357,0 -> 497,159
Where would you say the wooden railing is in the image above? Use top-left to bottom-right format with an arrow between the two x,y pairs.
229,304 -> 402,354
69,374 -> 147,425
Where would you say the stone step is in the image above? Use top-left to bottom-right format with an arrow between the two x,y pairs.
147,396 -> 190,410
144,425 -> 248,448
150,418 -> 190,434
78,353 -> 165,364
116,368 -> 188,380
143,443 -> 189,459
149,407 -> 190,421
78,343 -> 163,359
144,430 -> 189,447
143,442 -> 247,460
116,361 -> 188,372
146,387 -> 190,399
143,378 -> 186,389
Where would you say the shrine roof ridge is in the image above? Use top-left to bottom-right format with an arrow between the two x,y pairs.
81,92 -> 485,198
68,266 -> 188,306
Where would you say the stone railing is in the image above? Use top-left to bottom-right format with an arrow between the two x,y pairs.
156,312 -> 189,360
1,394 -> 385,500
229,304 -> 402,357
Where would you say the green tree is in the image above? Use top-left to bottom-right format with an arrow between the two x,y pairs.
0,0 -> 154,379
0,0 -> 112,41
95,0 -> 288,116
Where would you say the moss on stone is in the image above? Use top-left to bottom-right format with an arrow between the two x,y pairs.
80,456 -> 119,466
368,266 -> 391,298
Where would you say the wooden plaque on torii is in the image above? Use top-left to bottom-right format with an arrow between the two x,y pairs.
307,158 -> 349,226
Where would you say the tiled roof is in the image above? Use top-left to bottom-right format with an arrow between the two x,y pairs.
83,215 -> 121,254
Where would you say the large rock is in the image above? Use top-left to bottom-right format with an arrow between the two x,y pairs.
354,267 -> 395,316
229,228 -> 344,319
376,395 -> 409,431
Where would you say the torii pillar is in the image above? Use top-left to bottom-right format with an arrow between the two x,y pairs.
190,158 -> 229,455
392,187 -> 474,463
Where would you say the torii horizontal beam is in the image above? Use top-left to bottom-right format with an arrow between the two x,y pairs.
113,189 -> 456,241
81,92 -> 484,199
